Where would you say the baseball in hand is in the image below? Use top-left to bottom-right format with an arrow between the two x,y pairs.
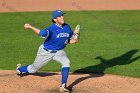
24,24 -> 31,29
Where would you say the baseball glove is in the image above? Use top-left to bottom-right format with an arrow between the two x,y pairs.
73,24 -> 80,39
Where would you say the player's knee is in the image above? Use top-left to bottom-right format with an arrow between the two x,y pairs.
27,65 -> 38,73
29,69 -> 37,73
62,59 -> 70,67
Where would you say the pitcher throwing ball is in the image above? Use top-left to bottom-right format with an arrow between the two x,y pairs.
16,10 -> 80,92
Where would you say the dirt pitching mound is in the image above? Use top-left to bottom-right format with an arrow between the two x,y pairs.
0,70 -> 140,93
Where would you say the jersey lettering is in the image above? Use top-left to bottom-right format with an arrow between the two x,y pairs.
56,33 -> 69,38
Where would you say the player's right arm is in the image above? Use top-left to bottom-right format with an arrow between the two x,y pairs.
24,24 -> 40,35
24,24 -> 49,38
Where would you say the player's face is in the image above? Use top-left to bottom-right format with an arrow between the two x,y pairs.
55,15 -> 65,26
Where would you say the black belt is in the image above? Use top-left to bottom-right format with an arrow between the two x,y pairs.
43,48 -> 57,53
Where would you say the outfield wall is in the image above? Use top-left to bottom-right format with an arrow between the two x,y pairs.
0,0 -> 140,12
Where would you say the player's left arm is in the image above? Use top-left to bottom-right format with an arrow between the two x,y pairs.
69,39 -> 79,44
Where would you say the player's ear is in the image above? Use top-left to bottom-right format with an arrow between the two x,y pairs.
53,19 -> 57,23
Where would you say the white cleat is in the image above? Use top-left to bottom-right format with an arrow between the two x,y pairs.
60,86 -> 70,93
16,64 -> 23,77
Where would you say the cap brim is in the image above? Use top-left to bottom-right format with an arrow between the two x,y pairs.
52,13 -> 66,19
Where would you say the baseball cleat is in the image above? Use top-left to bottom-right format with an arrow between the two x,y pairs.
60,86 -> 70,93
16,64 -> 23,77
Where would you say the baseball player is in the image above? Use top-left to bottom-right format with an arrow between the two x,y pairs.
16,10 -> 80,92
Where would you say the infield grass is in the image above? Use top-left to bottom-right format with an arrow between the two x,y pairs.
0,11 -> 140,78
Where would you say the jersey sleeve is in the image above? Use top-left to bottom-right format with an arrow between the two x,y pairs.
67,27 -> 73,44
68,25 -> 73,39
69,30 -> 73,39
39,28 -> 50,38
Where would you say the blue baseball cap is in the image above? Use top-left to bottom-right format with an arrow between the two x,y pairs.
52,10 -> 65,19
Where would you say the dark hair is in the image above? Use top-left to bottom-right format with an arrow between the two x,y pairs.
52,19 -> 56,23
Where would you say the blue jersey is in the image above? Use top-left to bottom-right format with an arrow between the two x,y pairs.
39,23 -> 73,50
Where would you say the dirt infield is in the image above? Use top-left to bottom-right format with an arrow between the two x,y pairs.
0,70 -> 140,93
0,0 -> 140,12
0,0 -> 140,93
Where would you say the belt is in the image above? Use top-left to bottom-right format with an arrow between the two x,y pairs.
43,48 -> 57,53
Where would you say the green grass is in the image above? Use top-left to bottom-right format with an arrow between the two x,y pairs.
0,10 -> 140,78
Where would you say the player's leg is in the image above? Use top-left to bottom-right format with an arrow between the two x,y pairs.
53,50 -> 70,92
17,44 -> 54,75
